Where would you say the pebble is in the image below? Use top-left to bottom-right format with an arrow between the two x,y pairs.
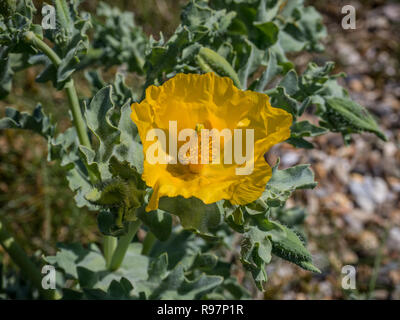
387,227 -> 400,252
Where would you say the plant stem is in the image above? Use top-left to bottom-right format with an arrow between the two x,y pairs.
367,228 -> 389,299
24,32 -> 62,66
64,79 -> 92,148
109,220 -> 141,271
42,161 -> 51,241
0,220 -> 60,300
24,31 -> 97,183
141,231 -> 156,256
103,236 -> 117,269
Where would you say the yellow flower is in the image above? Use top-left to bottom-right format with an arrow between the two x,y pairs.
131,72 -> 292,212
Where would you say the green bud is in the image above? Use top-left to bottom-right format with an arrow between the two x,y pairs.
196,47 -> 242,89
85,179 -> 128,207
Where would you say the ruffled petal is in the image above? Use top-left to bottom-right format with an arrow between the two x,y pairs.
131,72 -> 292,211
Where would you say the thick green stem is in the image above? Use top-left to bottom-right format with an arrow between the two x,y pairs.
141,231 -> 156,256
64,79 -> 92,148
109,220 -> 141,271
0,221 -> 60,300
103,236 -> 117,269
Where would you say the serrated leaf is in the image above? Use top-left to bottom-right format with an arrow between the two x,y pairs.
56,42 -> 84,87
84,85 -> 120,179
265,221 -> 320,273
112,102 -> 143,174
267,86 -> 299,116
45,243 -> 105,279
262,161 -> 317,207
287,120 -> 328,149
0,104 -> 55,138
90,3 -> 147,73
45,242 -> 150,293
240,226 -> 272,290
322,97 -> 387,141
254,50 -> 281,92
148,263 -> 223,300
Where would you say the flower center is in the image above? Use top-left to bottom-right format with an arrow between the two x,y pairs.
187,123 -> 215,174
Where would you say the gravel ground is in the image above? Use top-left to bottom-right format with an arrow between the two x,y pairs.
262,0 -> 400,299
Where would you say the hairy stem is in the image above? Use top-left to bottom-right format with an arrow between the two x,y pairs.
109,220 -> 141,271
0,220 -> 60,300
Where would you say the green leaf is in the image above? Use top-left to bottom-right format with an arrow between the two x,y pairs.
150,228 -> 204,270
141,254 -> 223,300
223,203 -> 246,233
290,121 -> 328,138
273,206 -> 307,227
54,0 -> 74,37
112,102 -> 144,174
51,0 -> 90,55
0,104 -> 55,139
158,197 -> 222,238
90,3 -> 147,73
0,0 -> 43,55
254,50 -> 281,92
45,243 -> 106,279
83,85 -> 119,179
49,127 -> 97,209
265,221 -> 320,273
106,278 -> 134,299
253,21 -> 279,49
137,208 -> 172,242
322,97 -> 387,142
182,0 -> 236,39
287,120 -> 328,149
56,42 -> 85,88
297,62 -> 339,99
0,48 -> 13,98
267,86 -> 299,116
0,0 -> 16,18
97,209 -> 125,237
192,253 -> 218,271
279,69 -> 299,96
240,226 -> 272,290
45,242 -> 150,293
262,161 -> 317,207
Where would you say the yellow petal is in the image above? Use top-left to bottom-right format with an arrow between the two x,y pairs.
131,72 -> 292,211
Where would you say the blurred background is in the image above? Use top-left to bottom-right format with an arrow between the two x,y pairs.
0,0 -> 399,299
